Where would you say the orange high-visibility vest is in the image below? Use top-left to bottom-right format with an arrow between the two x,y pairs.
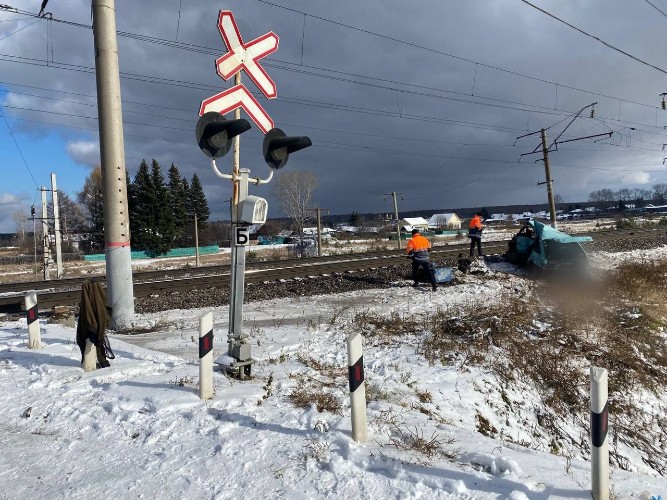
406,234 -> 431,254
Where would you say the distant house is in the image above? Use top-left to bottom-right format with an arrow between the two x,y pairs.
427,213 -> 461,230
400,217 -> 430,232
487,213 -> 510,223
646,204 -> 667,214
303,227 -> 334,235
512,212 -> 533,222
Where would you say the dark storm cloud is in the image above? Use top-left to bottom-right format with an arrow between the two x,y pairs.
1,0 -> 667,225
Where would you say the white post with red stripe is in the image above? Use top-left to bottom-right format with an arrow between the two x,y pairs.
199,312 -> 214,400
82,338 -> 97,372
24,291 -> 41,349
347,332 -> 367,443
590,366 -> 609,500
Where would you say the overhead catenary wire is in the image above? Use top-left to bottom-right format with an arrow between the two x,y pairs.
0,104 -> 39,188
642,0 -> 667,19
3,3 -> 666,199
3,4 -> 667,127
4,47 -> 667,150
517,0 -> 667,76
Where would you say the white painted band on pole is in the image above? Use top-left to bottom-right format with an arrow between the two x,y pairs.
347,331 -> 368,443
590,366 -> 609,500
83,339 -> 97,372
199,312 -> 214,400
25,291 -> 41,349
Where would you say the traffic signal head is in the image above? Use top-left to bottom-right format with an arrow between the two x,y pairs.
196,112 -> 251,158
262,128 -> 312,169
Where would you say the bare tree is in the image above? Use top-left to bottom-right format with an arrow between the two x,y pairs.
274,170 -> 318,234
653,183 -> 667,204
616,188 -> 633,202
553,193 -> 564,205
13,211 -> 28,247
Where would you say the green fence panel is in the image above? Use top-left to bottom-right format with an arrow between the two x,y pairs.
83,245 -> 219,261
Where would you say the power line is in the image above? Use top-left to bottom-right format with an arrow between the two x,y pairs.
0,17 -> 39,41
254,0 -> 665,109
6,5 -> 666,120
642,0 -> 667,18
0,104 -> 39,188
518,0 -> 667,75
0,52 -> 535,135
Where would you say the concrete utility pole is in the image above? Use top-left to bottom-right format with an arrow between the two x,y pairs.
92,0 -> 134,329
41,187 -> 50,280
540,129 -> 558,229
384,192 -> 403,249
50,173 -> 63,278
307,207 -> 330,257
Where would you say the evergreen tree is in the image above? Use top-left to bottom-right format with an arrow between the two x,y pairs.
77,167 -> 105,252
188,173 -> 210,232
150,159 -> 173,255
168,163 -> 188,246
130,159 -> 155,252
126,170 -> 135,243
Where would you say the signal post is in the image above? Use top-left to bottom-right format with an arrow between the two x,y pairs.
195,9 -> 311,379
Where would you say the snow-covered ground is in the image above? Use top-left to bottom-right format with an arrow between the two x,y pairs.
1,246 -> 666,499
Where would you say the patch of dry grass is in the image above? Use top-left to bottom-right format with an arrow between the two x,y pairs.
287,387 -> 341,413
350,262 -> 667,474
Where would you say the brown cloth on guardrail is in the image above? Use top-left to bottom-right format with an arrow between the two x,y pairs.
76,279 -> 113,367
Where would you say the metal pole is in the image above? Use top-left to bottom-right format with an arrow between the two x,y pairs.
92,0 -> 134,329
228,170 -> 251,378
540,128 -> 558,229
194,213 -> 200,267
32,213 -> 37,278
51,173 -> 63,278
316,207 -> 322,257
393,192 -> 401,249
228,71 -> 241,351
41,187 -> 50,281
226,70 -> 253,378
590,366 -> 609,500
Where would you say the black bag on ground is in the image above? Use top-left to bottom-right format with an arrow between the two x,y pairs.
76,279 -> 113,367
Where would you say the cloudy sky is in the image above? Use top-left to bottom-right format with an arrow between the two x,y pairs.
1,0 -> 667,232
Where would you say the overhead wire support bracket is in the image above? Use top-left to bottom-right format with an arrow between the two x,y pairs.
555,131 -> 613,145
549,102 -> 597,149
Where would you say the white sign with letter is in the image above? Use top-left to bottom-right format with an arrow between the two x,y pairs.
235,226 -> 249,246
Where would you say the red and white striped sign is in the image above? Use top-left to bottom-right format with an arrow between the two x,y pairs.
200,10 -> 278,134
200,84 -> 274,134
216,11 -> 279,99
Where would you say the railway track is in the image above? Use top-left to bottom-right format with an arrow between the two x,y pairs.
0,226 -> 664,313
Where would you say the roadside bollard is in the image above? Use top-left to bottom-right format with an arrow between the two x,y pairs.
82,337 -> 97,372
25,291 -> 41,349
199,312 -> 214,400
591,366 -> 609,500
347,331 -> 368,443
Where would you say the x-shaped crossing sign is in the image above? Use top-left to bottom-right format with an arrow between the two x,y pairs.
199,11 -> 279,134
216,11 -> 279,99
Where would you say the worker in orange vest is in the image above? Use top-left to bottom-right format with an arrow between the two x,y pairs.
468,211 -> 484,258
406,228 -> 437,291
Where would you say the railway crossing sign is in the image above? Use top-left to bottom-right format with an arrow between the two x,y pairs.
200,85 -> 273,134
216,11 -> 279,99
200,10 -> 279,133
